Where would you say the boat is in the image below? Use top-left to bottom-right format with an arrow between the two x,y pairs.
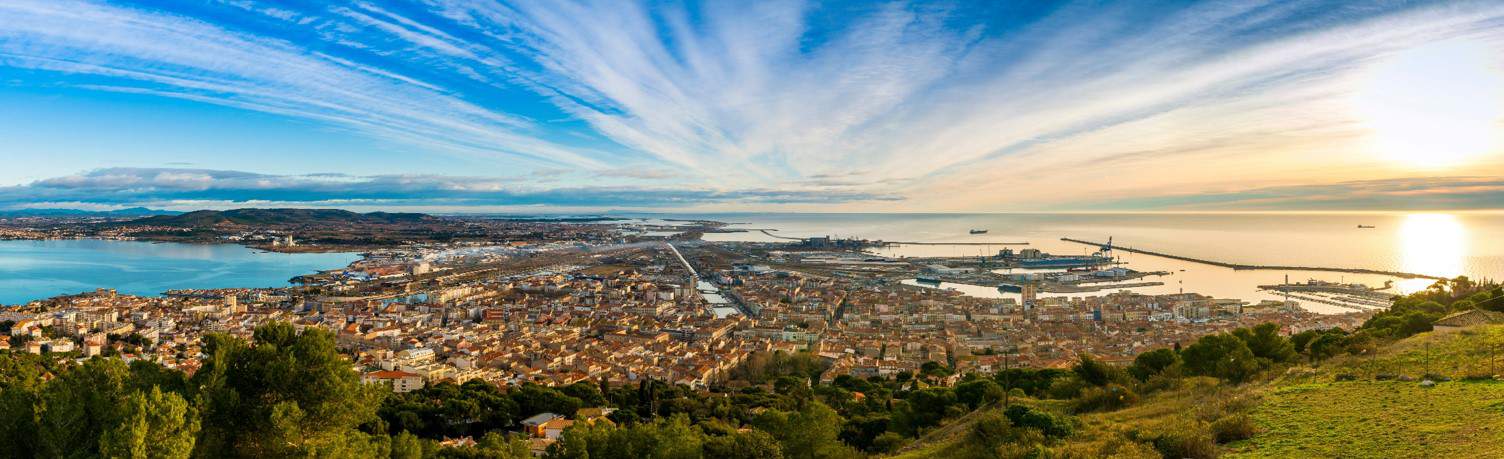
915,276 -> 943,285
969,229 -> 988,234
996,282 -> 1023,293
1012,256 -> 1113,269
997,243 -> 1116,269
1357,225 -> 1376,229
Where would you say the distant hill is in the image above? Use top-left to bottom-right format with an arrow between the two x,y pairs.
126,208 -> 435,227
0,207 -> 180,217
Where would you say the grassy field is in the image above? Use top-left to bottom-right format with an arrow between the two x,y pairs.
892,379 -> 1243,458
1229,380 -> 1504,458
1229,326 -> 1504,458
891,326 -> 1504,458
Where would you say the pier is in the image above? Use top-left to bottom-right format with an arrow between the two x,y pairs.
1060,238 -> 1446,280
757,229 -> 804,240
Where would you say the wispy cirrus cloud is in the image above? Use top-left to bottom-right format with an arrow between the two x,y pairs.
0,0 -> 610,170
1,1 -> 1502,210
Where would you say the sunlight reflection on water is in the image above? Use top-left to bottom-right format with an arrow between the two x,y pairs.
1397,213 -> 1467,292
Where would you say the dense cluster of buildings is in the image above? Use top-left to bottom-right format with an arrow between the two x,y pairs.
4,238 -> 1370,396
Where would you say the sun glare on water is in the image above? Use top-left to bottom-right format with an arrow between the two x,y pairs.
1355,40 -> 1504,169
1397,213 -> 1467,293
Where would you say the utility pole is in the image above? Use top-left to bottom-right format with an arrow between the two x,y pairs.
1002,345 -> 1019,409
1425,341 -> 1431,378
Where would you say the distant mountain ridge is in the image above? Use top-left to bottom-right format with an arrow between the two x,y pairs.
0,207 -> 180,217
126,208 -> 435,227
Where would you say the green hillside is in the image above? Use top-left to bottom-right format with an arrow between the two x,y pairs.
886,278 -> 1504,459
1230,326 -> 1504,458
890,325 -> 1504,459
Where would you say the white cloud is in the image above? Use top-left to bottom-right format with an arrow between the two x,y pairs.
2,0 -> 1503,210
0,0 -> 609,170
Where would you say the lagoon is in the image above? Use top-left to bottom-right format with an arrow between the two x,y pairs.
0,239 -> 358,305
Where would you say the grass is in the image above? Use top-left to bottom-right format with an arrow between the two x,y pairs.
1228,380 -> 1504,458
892,379 -> 1238,458
891,326 -> 1504,458
1228,325 -> 1504,458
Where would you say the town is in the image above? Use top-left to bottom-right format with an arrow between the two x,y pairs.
0,215 -> 1371,452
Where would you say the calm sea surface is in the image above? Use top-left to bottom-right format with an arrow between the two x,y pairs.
0,239 -> 358,305
684,212 -> 1504,313
5,213 -> 1500,312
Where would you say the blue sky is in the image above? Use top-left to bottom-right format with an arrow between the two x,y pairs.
1,0 -> 1502,212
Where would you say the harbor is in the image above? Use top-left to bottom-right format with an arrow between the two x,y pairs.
1257,278 -> 1397,310
1059,237 -> 1447,280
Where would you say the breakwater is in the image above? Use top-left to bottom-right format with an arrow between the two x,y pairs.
1060,238 -> 1446,280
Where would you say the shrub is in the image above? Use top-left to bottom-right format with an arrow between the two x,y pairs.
1150,421 -> 1219,459
1138,372 -> 1182,395
1072,383 -> 1139,413
1046,377 -> 1087,400
1004,405 -> 1074,440
869,432 -> 906,454
1210,414 -> 1257,443
1073,353 -> 1129,387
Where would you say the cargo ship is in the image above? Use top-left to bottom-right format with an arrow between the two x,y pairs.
998,247 -> 1114,269
915,276 -> 943,285
996,282 -> 1023,293
969,229 -> 988,234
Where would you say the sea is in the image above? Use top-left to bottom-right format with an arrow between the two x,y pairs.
681,212 -> 1504,314
4,212 -> 1500,313
0,239 -> 358,305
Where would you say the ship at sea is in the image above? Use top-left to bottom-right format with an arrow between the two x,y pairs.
969,229 -> 988,234
997,244 -> 1114,269
1357,225 -> 1375,229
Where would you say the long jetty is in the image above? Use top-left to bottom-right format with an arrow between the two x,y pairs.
1060,238 -> 1445,280
758,229 -> 804,240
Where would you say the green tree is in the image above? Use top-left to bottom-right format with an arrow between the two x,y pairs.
1180,333 -> 1262,383
0,352 -> 45,459
99,386 -> 200,459
893,388 -> 957,434
476,431 -> 532,459
1071,353 -> 1128,387
390,431 -> 424,459
1128,348 -> 1180,381
36,357 -> 134,459
953,378 -> 1004,409
512,383 -> 584,420
1234,323 -> 1298,363
1307,331 -> 1350,361
755,402 -> 859,459
191,322 -> 387,458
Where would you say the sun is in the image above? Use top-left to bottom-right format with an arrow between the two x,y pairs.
1354,40 -> 1504,169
